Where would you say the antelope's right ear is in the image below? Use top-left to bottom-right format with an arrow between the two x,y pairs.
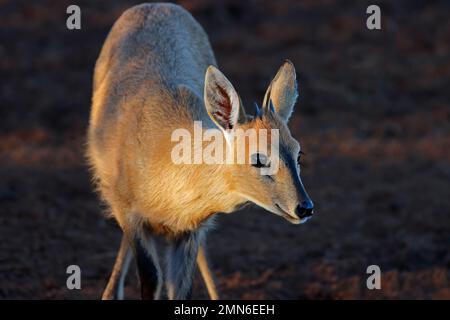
204,66 -> 240,132
263,60 -> 298,122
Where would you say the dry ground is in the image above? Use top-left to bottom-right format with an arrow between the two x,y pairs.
0,0 -> 449,299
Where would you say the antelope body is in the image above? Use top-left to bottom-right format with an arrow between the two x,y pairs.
87,3 -> 314,300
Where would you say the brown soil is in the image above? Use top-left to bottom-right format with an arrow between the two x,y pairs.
0,0 -> 449,299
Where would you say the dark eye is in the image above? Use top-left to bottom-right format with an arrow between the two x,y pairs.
251,153 -> 269,168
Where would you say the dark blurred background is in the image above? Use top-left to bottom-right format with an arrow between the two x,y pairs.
0,0 -> 449,299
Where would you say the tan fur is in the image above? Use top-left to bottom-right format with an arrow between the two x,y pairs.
230,115 -> 302,219
88,3 -> 310,300
101,236 -> 132,300
87,3 -> 235,234
197,245 -> 218,300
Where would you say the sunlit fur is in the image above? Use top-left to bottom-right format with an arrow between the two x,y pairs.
230,113 -> 303,224
87,3 -> 307,300
89,99 -> 302,234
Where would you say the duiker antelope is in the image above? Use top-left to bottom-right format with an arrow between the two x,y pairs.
87,3 -> 314,300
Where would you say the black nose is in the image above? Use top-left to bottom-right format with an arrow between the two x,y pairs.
295,200 -> 314,219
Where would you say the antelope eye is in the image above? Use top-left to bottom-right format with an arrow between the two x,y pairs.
251,153 -> 269,168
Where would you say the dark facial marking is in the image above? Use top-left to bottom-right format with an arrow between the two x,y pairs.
279,145 -> 310,201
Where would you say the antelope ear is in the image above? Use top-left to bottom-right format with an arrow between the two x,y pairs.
263,59 -> 298,122
204,65 -> 240,132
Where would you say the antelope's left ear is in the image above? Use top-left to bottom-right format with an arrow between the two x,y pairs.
263,59 -> 298,122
